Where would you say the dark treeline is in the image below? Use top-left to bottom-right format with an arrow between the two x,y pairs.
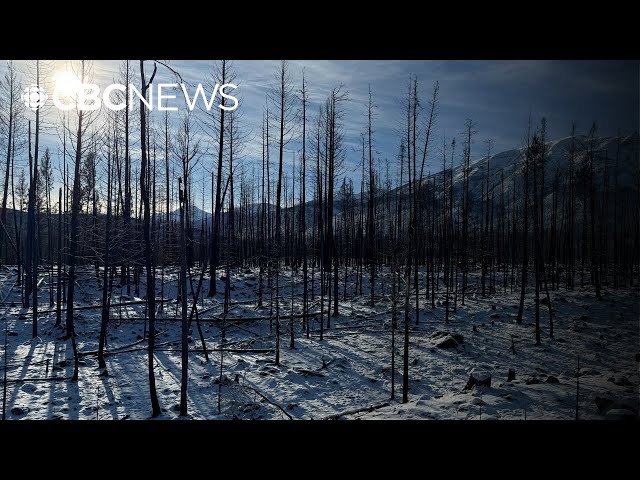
0,60 -> 638,413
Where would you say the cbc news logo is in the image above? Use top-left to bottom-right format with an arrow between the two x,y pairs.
22,84 -> 48,111
20,82 -> 238,113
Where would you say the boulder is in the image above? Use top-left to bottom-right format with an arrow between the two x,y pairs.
546,375 -> 560,384
605,409 -> 637,420
436,335 -> 459,349
526,377 -> 543,385
11,406 -> 28,416
595,396 -> 638,416
507,369 -> 516,382
609,376 -> 633,387
464,371 -> 491,390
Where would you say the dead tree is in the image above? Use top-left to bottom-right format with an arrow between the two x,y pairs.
138,60 -> 161,417
0,62 -> 23,270
179,177 -> 188,416
98,134 -> 114,370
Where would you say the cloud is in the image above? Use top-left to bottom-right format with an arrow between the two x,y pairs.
0,59 -> 635,206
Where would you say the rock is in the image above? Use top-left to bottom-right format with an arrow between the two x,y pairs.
546,375 -> 560,384
473,325 -> 478,332
595,396 -> 638,415
464,371 -> 491,390
452,334 -> 464,344
287,403 -> 298,411
526,377 -> 542,385
490,313 -> 500,318
368,377 -> 378,383
507,369 -> 516,382
136,334 -> 143,340
213,375 -> 231,385
21,383 -> 37,394
540,297 -> 550,306
242,404 -> 259,413
491,305 -> 496,310
187,336 -> 193,344
605,409 -> 637,420
7,331 -> 18,336
202,374 -> 210,380
436,335 -> 460,349
609,376 -> 633,387
11,406 -> 27,416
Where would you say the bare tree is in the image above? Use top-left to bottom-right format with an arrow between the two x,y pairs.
138,60 -> 161,417
0,61 -> 23,269
270,60 -> 296,365
208,60 -> 235,297
65,60 -> 101,381
98,125 -> 115,370
179,177 -> 188,416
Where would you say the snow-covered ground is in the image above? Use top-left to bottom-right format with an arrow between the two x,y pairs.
0,265 -> 637,420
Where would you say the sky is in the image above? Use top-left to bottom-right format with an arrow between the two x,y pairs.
0,59 -> 637,210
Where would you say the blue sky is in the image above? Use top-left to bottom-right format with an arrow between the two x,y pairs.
1,59 -> 637,209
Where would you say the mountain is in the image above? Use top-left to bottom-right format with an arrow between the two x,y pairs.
169,204 -> 211,224
168,133 -> 638,228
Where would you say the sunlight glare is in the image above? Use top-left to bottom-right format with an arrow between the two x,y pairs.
53,71 -> 82,100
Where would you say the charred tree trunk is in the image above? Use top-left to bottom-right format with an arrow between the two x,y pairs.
139,60 -> 161,417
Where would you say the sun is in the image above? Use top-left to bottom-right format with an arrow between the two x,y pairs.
53,71 -> 82,100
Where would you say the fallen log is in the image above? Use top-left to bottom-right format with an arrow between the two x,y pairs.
324,402 -> 391,420
34,299 -> 171,315
81,346 -> 275,357
77,330 -> 166,357
241,384 -> 293,420
2,376 -> 71,384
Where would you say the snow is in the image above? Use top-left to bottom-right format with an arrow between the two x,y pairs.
0,265 -> 638,420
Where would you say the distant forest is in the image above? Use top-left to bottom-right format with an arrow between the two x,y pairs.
1,60 -> 637,414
